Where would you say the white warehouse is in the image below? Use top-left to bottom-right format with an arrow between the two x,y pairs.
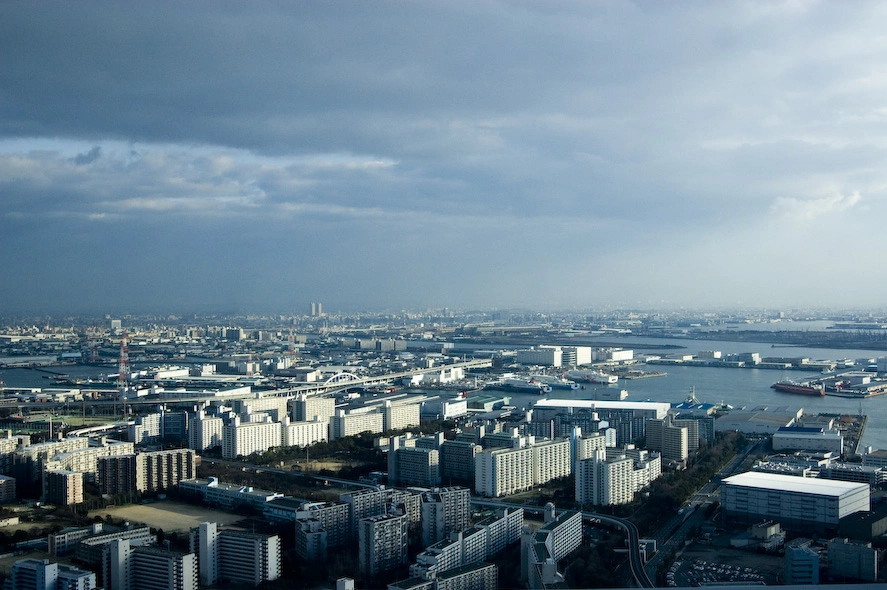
721,472 -> 870,533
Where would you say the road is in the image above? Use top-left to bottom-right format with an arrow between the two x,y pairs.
642,438 -> 765,583
471,498 -> 654,588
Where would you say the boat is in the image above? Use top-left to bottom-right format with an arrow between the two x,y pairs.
530,375 -> 580,390
486,377 -> 552,394
771,381 -> 825,396
565,369 -> 618,384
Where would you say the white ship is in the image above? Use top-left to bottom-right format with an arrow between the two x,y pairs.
486,377 -> 552,394
530,375 -> 580,390
565,369 -> 618,384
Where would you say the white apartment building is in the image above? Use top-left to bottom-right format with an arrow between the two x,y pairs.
383,401 -> 421,432
293,395 -> 336,422
188,411 -> 223,451
283,417 -> 328,447
230,396 -> 289,422
15,437 -> 90,485
43,438 -> 135,484
128,413 -> 162,445
575,449 -> 633,506
531,439 -> 571,485
475,507 -> 523,556
521,504 -> 582,590
420,487 -> 471,548
574,432 -> 608,462
190,522 -> 281,587
222,417 -> 282,459
105,539 -> 197,590
330,409 -> 384,441
575,447 -> 661,506
9,559 -> 96,590
435,563 -> 497,590
475,447 -> 533,498
359,512 -> 409,578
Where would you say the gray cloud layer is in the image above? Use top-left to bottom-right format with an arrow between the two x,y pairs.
1,1 -> 885,313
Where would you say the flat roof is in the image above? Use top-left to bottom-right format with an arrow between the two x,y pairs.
533,399 -> 670,412
723,472 -> 868,496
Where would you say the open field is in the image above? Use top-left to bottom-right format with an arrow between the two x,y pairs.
87,500 -> 245,533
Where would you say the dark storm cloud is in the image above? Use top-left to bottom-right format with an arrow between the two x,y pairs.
2,1 -> 887,312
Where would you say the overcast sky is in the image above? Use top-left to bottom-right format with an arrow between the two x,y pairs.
2,1 -> 886,315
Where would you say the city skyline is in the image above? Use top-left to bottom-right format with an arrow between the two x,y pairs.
3,2 -> 887,314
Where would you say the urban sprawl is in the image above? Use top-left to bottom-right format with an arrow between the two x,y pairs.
1,307 -> 887,588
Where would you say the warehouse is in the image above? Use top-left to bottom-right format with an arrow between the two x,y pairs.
721,472 -> 870,534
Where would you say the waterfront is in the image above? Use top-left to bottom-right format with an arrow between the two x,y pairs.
3,335 -> 887,451
496,333 -> 887,452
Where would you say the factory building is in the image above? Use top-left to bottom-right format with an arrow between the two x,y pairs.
721,472 -> 870,533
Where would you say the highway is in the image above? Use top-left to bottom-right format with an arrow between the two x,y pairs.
1,358 -> 492,410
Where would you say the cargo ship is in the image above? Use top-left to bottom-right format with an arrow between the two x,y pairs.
771,381 -> 825,396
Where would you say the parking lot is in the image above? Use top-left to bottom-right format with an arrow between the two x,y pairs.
667,534 -> 785,585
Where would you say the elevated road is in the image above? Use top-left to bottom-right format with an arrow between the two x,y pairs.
1,359 -> 492,410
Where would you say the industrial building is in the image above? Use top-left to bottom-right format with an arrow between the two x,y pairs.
721,472 -> 870,533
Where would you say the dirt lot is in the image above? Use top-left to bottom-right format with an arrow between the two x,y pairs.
87,500 -> 246,533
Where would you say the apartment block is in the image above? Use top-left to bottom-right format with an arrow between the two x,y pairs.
8,558 -> 96,590
440,441 -> 481,485
411,508 -> 522,582
43,469 -> 83,506
530,439 -> 571,485
293,395 -> 336,422
330,409 -> 384,441
391,447 -> 440,487
222,417 -> 282,459
475,447 -> 533,498
190,522 -> 281,587
383,401 -> 421,432
283,417 -> 328,448
575,447 -> 661,506
188,411 -> 223,451
104,539 -> 197,590
359,511 -> 409,578
420,487 -> 471,547
0,474 -> 16,504
128,413 -> 162,445
43,438 -> 135,484
521,504 -> 582,589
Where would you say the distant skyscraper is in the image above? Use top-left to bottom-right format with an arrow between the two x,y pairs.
308,302 -> 323,317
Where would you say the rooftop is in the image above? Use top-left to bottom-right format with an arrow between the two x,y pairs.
723,472 -> 869,496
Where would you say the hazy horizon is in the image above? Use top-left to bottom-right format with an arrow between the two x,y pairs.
3,2 -> 887,314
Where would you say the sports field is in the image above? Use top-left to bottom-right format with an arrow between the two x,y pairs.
88,500 -> 245,532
